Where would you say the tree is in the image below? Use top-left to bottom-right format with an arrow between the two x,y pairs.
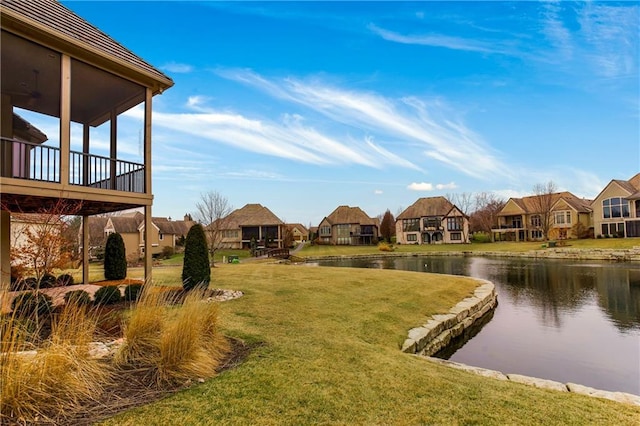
193,191 -> 233,267
182,224 -> 210,291
530,181 -> 558,241
379,209 -> 395,243
446,192 -> 473,242
104,232 -> 127,280
470,192 -> 505,235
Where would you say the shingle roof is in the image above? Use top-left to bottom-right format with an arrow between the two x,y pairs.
222,204 -> 284,228
86,216 -> 108,242
287,223 -> 309,233
502,191 -> 591,215
153,217 -> 195,236
108,212 -> 144,233
396,197 -> 453,220
323,206 -> 377,226
1,0 -> 173,91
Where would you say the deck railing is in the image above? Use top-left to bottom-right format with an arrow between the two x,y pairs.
0,137 -> 144,193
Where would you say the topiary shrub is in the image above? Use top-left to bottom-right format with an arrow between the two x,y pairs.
93,286 -> 122,306
104,232 -> 127,280
11,292 -> 53,318
56,273 -> 75,287
39,273 -> 57,288
182,224 -> 210,291
63,289 -> 92,306
124,284 -> 143,302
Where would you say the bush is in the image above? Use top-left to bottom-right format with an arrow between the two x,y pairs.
11,292 -> 53,318
93,286 -> 122,306
378,242 -> 394,252
182,224 -> 210,291
24,277 -> 38,290
104,233 -> 127,280
63,290 -> 91,306
124,284 -> 143,302
56,273 -> 75,287
161,246 -> 174,259
39,273 -> 57,288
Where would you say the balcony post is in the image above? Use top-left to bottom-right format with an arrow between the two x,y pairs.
144,88 -> 153,283
82,215 -> 89,284
1,94 -> 13,177
82,124 -> 89,186
0,211 -> 10,289
60,55 -> 71,186
110,110 -> 117,190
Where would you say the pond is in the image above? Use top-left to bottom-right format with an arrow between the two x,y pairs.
313,256 -> 640,394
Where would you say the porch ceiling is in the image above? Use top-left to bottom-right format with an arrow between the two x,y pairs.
0,193 -> 142,216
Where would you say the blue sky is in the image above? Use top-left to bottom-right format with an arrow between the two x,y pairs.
60,0 -> 639,226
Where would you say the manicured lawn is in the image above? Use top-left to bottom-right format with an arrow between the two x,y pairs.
99,263 -> 640,425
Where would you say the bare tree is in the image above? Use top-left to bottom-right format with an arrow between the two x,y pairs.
446,192 -> 473,242
193,191 -> 233,266
530,181 -> 558,241
470,192 -> 505,235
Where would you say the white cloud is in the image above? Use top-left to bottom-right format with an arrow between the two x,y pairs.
436,182 -> 457,190
161,62 -> 193,73
407,182 -> 434,191
374,189 -> 383,195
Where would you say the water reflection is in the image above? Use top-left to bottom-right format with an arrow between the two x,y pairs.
316,256 -> 640,394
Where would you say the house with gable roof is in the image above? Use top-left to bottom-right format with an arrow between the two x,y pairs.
214,203 -> 286,249
592,173 -> 640,238
317,205 -> 379,245
491,191 -> 592,242
286,223 -> 309,244
0,0 -> 173,285
395,196 -> 469,244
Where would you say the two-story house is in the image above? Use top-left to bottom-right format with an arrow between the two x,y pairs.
395,197 -> 469,244
592,173 -> 640,238
215,204 -> 286,249
317,206 -> 379,245
0,0 -> 173,285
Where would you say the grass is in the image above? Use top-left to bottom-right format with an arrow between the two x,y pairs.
98,263 -> 640,425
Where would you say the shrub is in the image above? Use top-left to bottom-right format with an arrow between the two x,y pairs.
182,224 -> 210,291
23,277 -> 38,290
63,290 -> 92,306
124,284 -> 143,302
56,273 -> 75,287
11,292 -> 53,318
378,241 -> 394,252
104,232 -> 127,280
39,273 -> 57,288
161,246 -> 174,259
93,286 -> 121,306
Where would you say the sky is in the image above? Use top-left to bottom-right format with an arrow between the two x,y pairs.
54,0 -> 639,226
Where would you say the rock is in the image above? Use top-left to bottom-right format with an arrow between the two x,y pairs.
567,383 -> 640,406
507,374 -> 567,392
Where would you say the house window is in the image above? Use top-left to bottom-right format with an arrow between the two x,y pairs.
336,224 -> 351,237
159,232 -> 164,241
531,215 -> 541,227
320,226 -> 331,236
423,217 -> 441,229
447,217 -> 463,231
554,211 -> 571,225
223,230 -> 239,238
603,198 -> 630,219
450,232 -> 461,241
407,233 -> 417,242
403,218 -> 420,232
602,223 -> 625,237
531,230 -> 543,239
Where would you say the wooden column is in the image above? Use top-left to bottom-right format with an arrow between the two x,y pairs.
82,215 -> 89,284
110,110 -> 117,190
60,55 -> 71,186
82,124 -> 90,186
144,88 -> 153,284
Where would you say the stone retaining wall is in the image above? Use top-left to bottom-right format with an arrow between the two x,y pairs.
400,279 -> 497,356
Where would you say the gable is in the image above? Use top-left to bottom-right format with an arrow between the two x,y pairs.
499,199 -> 526,216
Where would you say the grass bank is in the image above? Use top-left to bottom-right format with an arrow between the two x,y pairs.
100,263 -> 639,425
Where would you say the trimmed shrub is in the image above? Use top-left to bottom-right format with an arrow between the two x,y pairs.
124,284 -> 143,302
63,290 -> 91,306
11,292 -> 53,318
39,273 -> 57,289
104,233 -> 127,280
182,224 -> 210,291
56,273 -> 75,287
93,286 -> 121,306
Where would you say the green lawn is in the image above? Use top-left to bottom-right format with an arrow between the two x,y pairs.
99,263 -> 640,425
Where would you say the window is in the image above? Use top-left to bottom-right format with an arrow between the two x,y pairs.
423,217 -> 441,229
159,232 -> 164,241
531,230 -> 543,239
554,211 -> 571,225
601,223 -> 625,237
223,230 -> 239,238
450,232 -> 461,241
603,198 -> 630,219
447,217 -> 463,231
320,226 -> 331,236
531,215 -> 541,227
403,218 -> 420,232
407,233 -> 417,242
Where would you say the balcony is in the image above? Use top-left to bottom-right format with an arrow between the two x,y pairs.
1,137 -> 144,193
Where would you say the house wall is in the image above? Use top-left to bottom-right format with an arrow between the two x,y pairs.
592,183 -> 637,238
396,213 -> 469,245
119,232 -> 140,259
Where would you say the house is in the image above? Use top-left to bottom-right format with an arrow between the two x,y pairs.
591,173 -> 640,238
10,213 -> 65,266
317,206 -> 379,245
0,0 -> 173,285
215,204 -> 286,249
286,223 -> 309,244
491,192 -> 592,242
395,197 -> 469,244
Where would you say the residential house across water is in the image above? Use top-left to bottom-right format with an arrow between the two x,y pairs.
592,173 -> 640,238
395,196 -> 469,244
317,205 -> 379,245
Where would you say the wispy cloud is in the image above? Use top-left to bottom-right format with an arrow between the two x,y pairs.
408,182 -> 457,191
217,69 -> 508,179
161,62 -> 193,73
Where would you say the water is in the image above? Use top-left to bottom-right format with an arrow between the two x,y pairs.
314,256 -> 640,394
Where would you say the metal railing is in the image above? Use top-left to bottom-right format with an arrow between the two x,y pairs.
1,137 -> 144,193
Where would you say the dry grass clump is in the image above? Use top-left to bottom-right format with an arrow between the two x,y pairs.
1,302 -> 111,423
115,287 -> 229,386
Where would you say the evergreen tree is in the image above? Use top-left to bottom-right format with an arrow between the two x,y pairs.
104,232 -> 127,280
380,209 -> 396,243
182,223 -> 211,291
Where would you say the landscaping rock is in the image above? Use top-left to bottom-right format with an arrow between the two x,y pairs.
507,374 -> 567,392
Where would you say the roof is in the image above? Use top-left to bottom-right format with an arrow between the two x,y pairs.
287,223 -> 309,233
86,216 -> 108,242
397,197 -> 454,220
1,0 -> 173,92
501,191 -> 591,215
322,205 -> 377,226
107,212 -> 144,233
13,113 -> 47,143
222,204 -> 285,228
152,217 -> 195,236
